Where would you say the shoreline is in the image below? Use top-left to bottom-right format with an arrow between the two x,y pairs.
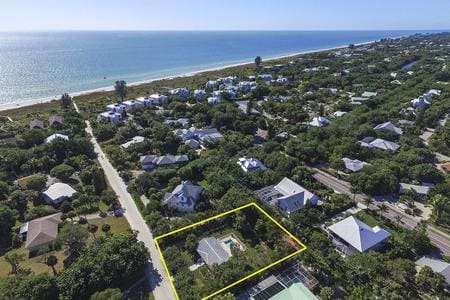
0,37 -> 397,113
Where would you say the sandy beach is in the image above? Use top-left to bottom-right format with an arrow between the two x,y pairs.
0,38 -> 385,113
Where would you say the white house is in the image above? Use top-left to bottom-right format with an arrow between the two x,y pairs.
136,96 -> 152,107
206,80 -> 218,89
423,89 -> 441,100
256,177 -> 319,215
332,111 -> 347,118
237,157 -> 267,173
42,183 -> 77,205
123,99 -> 144,111
149,93 -> 169,105
361,91 -> 378,98
99,111 -> 122,123
120,136 -> 145,149
106,103 -> 126,114
359,137 -> 400,151
411,97 -> 430,108
416,257 -> 450,285
194,89 -> 206,100
342,157 -> 369,172
309,116 -> 330,127
374,121 -> 403,135
169,88 -> 190,98
238,81 -> 256,92
257,74 -> 273,81
399,183 -> 434,196
208,96 -> 221,106
44,133 -> 69,144
328,216 -> 391,254
163,181 -> 202,213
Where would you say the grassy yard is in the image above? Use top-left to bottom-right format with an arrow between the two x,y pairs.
355,210 -> 405,239
83,216 -> 131,240
0,216 -> 131,278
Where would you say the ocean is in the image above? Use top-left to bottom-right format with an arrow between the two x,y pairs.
0,30 -> 438,106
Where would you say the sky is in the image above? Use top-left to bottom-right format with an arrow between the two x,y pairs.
1,0 -> 449,31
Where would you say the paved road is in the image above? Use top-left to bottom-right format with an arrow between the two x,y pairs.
312,168 -> 450,255
73,103 -> 175,300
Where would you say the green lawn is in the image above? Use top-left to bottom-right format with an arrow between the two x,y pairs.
0,216 -> 130,278
355,210 -> 404,239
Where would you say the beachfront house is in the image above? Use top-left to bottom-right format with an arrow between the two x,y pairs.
49,115 -> 63,128
120,136 -> 145,149
359,137 -> 400,151
140,154 -> 189,171
163,180 -> 202,213
206,80 -> 218,89
149,93 -> 169,105
44,133 -> 69,144
169,87 -> 190,98
237,157 -> 267,173
308,116 -> 330,127
42,183 -> 77,205
123,99 -> 144,111
136,96 -> 152,107
99,111 -> 122,123
256,177 -> 319,215
373,121 -> 403,135
23,213 -> 62,257
107,103 -> 127,114
194,89 -> 207,100
30,119 -> 44,129
328,216 -> 391,255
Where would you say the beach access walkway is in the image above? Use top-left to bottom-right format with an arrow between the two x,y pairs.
73,102 -> 175,300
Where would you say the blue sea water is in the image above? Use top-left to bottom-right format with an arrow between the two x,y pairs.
0,31 -> 439,105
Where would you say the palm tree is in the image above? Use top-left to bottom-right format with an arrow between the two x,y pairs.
46,255 -> 58,275
394,215 -> 403,227
363,197 -> 374,209
60,93 -> 72,109
254,56 -> 262,69
431,194 -> 446,221
114,80 -> 127,102
378,204 -> 388,218
101,223 -> 111,235
87,223 -> 98,239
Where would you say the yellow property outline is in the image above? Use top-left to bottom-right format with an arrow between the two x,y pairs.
154,202 -> 307,300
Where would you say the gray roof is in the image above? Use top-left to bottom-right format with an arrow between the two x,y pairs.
374,122 -> 403,135
163,180 -> 202,211
197,237 -> 230,265
342,157 -> 369,172
48,115 -> 63,126
328,216 -> 391,252
399,183 -> 434,195
140,154 -> 189,167
416,257 -> 450,285
30,119 -> 44,129
25,213 -> 62,249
